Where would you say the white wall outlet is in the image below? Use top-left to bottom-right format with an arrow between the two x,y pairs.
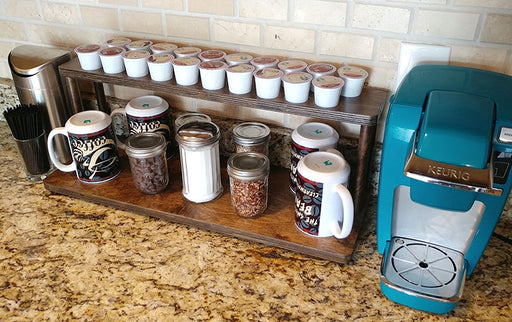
395,43 -> 451,92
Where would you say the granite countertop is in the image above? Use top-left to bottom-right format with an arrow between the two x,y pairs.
0,120 -> 511,321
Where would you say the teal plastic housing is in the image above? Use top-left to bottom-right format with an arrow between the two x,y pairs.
376,65 -> 512,313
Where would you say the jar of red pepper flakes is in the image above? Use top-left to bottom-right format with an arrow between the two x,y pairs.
227,152 -> 270,218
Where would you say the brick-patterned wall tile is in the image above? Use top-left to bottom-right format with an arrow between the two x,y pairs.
451,45 -> 508,72
4,0 -> 40,20
239,0 -> 288,20
213,20 -> 260,46
100,0 -> 138,6
265,26 -> 315,53
293,0 -> 347,27
454,0 -> 512,9
320,32 -> 374,60
481,14 -> 512,45
81,6 -> 119,30
188,0 -> 234,16
142,0 -> 184,11
414,10 -> 479,40
25,24 -> 102,47
353,4 -> 411,33
122,10 -> 163,35
377,38 -> 402,63
0,20 -> 27,41
42,2 -> 80,25
166,15 -> 210,40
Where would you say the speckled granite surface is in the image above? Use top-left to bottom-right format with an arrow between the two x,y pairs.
1,118 -> 511,320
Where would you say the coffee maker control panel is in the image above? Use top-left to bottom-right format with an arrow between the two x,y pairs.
494,151 -> 512,185
498,127 -> 512,143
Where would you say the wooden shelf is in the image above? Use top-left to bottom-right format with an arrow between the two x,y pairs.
44,157 -> 358,264
54,58 -> 388,263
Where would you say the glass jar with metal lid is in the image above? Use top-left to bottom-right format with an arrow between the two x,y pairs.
174,112 -> 211,132
233,122 -> 270,155
125,132 -> 169,194
175,121 -> 223,203
227,152 -> 270,218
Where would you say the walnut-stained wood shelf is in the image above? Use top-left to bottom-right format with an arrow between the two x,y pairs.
45,157 -> 359,263
54,58 -> 388,263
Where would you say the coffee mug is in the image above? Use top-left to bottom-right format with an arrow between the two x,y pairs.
47,110 -> 121,183
111,95 -> 172,149
295,150 -> 353,239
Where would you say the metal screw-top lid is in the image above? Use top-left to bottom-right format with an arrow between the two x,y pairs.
227,152 -> 270,179
125,132 -> 166,158
174,113 -> 211,130
176,121 -> 220,148
233,122 -> 270,146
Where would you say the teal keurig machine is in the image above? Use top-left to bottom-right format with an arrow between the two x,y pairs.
377,65 -> 512,313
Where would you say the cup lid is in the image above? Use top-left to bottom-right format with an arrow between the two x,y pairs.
125,132 -> 167,158
151,42 -> 177,52
278,60 -> 307,72
313,76 -> 344,89
174,46 -> 202,56
298,151 -> 349,183
147,53 -> 174,64
225,53 -> 253,64
173,57 -> 200,66
66,110 -> 111,134
226,64 -> 255,73
233,122 -> 270,145
199,60 -> 227,70
75,44 -> 101,54
250,56 -> 279,68
306,63 -> 336,75
198,49 -> 226,61
337,65 -> 368,79
227,152 -> 270,179
123,49 -> 150,59
106,37 -> 131,47
253,68 -> 282,79
99,46 -> 125,56
292,122 -> 339,147
282,72 -> 313,84
126,40 -> 153,50
125,95 -> 169,116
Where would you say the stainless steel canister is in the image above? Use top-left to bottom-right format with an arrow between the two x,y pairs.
175,121 -> 223,203
8,45 -> 75,164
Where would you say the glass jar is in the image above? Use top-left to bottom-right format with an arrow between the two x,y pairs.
227,152 -> 270,218
175,121 -> 223,203
125,132 -> 169,194
174,112 -> 211,132
233,122 -> 270,155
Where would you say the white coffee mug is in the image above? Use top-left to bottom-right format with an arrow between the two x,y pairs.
295,149 -> 353,239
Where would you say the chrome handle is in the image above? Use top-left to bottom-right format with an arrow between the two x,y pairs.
404,151 -> 502,196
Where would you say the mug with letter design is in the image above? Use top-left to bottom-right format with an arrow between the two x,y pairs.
47,110 -> 120,183
295,150 -> 353,239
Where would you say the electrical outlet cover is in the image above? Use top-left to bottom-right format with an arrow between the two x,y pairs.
395,43 -> 451,92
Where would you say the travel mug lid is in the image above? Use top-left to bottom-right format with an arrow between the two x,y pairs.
66,110 -> 111,134
292,122 -> 339,147
125,132 -> 166,158
233,122 -> 270,146
176,121 -> 220,148
125,95 -> 169,116
298,151 -> 349,183
227,152 -> 270,179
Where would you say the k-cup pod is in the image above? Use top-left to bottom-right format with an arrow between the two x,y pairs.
99,46 -> 126,74
253,68 -> 283,99
225,53 -> 253,66
47,110 -> 121,183
172,57 -> 200,86
174,46 -> 202,58
74,44 -> 102,70
199,60 -> 227,90
198,49 -> 227,62
290,122 -> 339,194
226,64 -> 255,94
295,150 -> 353,239
306,63 -> 337,91
147,53 -> 174,81
313,76 -> 344,108
150,42 -> 177,54
105,37 -> 131,48
278,59 -> 307,75
250,56 -> 279,70
122,49 -> 150,77
282,72 -> 313,104
126,39 -> 153,52
337,65 -> 368,97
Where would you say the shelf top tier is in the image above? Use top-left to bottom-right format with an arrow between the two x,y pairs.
59,58 -> 388,126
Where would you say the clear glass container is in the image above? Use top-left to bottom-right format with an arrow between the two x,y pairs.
227,152 -> 270,218
174,112 -> 211,132
125,132 -> 169,194
233,122 -> 270,155
175,121 -> 223,203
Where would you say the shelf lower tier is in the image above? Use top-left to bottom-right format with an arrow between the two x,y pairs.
44,156 -> 360,264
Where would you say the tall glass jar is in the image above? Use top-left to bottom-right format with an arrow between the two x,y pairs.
227,152 -> 270,218
125,132 -> 169,194
175,121 -> 223,203
233,122 -> 270,155
174,112 -> 211,132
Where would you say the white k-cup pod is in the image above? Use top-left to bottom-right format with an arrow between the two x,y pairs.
174,46 -> 202,58
172,57 -> 200,86
282,72 -> 313,104
199,60 -> 227,90
250,56 -> 279,70
278,59 -> 308,74
147,53 -> 174,81
99,46 -> 126,74
198,49 -> 227,62
150,42 -> 177,54
226,64 -> 256,94
74,44 -> 102,70
122,50 -> 150,77
337,65 -> 368,98
225,53 -> 253,66
253,68 -> 283,99
105,37 -> 131,48
313,76 -> 344,108
306,63 -> 337,91
126,39 -> 153,52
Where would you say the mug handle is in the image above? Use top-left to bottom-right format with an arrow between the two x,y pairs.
110,108 -> 127,149
330,184 -> 354,239
47,127 -> 75,172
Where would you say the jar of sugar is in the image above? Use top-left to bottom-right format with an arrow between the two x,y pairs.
175,121 -> 223,203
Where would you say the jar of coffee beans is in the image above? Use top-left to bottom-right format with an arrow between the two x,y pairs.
227,152 -> 270,218
233,122 -> 270,155
125,132 -> 169,194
